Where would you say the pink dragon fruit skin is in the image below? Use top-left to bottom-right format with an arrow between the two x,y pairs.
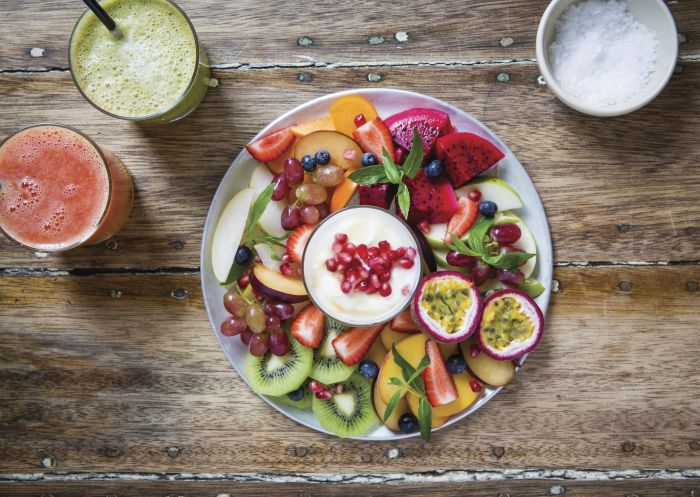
384,108 -> 452,158
403,169 -> 459,223
359,183 -> 398,209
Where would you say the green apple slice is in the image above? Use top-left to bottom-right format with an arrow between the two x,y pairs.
211,187 -> 256,283
495,211 -> 537,278
456,177 -> 523,212
425,222 -> 448,249
249,163 -> 287,237
254,242 -> 285,272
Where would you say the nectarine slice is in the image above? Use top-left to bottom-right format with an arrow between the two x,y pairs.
365,339 -> 387,366
430,371 -> 479,418
462,338 -> 515,387
294,131 -> 362,170
373,381 -> 408,432
329,95 -> 379,137
330,169 -> 359,212
380,324 -> 410,352
378,333 -> 428,404
406,393 -> 450,429
291,116 -> 335,137
266,137 -> 299,175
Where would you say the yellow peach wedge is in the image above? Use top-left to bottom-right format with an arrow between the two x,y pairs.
377,333 -> 428,404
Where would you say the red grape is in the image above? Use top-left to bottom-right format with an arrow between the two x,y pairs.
284,158 -> 304,186
300,204 -> 320,224
446,251 -> 477,268
271,173 -> 290,201
472,261 -> 496,286
221,316 -> 247,336
240,329 -> 254,345
223,290 -> 247,317
272,303 -> 294,320
497,268 -> 525,286
316,203 -> 329,219
490,223 -> 522,245
249,332 -> 269,356
500,245 -> 523,254
467,189 -> 481,201
281,206 -> 300,230
269,329 -> 290,356
265,313 -> 281,330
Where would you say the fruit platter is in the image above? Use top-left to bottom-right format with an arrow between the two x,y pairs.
201,89 -> 552,440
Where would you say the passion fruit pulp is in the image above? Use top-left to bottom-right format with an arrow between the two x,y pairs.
477,289 -> 543,360
411,271 -> 483,343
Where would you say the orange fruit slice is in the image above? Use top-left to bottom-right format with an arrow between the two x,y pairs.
291,116 -> 335,137
330,168 -> 359,212
329,95 -> 379,137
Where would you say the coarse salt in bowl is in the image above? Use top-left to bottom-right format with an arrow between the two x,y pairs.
536,0 -> 678,117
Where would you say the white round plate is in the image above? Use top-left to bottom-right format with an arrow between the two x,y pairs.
201,89 -> 553,440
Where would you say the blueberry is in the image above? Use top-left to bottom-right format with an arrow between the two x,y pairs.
234,246 -> 252,265
358,359 -> 379,379
361,152 -> 378,167
287,386 -> 305,402
478,200 -> 498,218
315,150 -> 331,165
398,413 -> 419,434
424,159 -> 445,178
301,155 -> 317,172
446,355 -> 467,374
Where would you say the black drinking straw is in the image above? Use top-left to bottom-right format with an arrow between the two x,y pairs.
82,0 -> 117,32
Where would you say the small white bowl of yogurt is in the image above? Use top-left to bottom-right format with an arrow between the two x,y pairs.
302,206 -> 422,327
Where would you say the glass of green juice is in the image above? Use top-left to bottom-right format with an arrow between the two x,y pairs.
69,0 -> 210,123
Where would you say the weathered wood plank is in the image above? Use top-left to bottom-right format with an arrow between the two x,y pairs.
1,0 -> 698,70
1,266 -> 698,473
0,63 -> 698,268
0,479 -> 698,497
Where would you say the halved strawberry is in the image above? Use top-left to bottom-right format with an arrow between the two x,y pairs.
290,304 -> 324,348
390,308 -> 420,333
443,196 -> 478,243
332,324 -> 384,365
422,340 -> 458,407
286,224 -> 315,264
352,118 -> 395,162
245,128 -> 295,163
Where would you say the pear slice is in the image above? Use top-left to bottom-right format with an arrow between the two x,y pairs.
211,187 -> 256,283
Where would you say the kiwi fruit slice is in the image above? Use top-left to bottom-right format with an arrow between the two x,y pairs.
272,386 -> 312,410
312,373 -> 379,438
244,334 -> 312,396
310,319 -> 355,384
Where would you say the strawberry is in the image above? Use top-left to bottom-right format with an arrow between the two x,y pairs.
286,224 -> 315,264
390,308 -> 420,333
331,324 -> 384,365
245,128 -> 295,163
443,196 -> 478,243
352,118 -> 395,162
422,340 -> 458,407
290,304 -> 324,348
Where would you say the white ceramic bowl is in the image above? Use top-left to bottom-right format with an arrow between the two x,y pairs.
536,0 -> 678,117
200,89 -> 553,440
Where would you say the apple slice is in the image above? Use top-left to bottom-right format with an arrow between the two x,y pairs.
249,163 -> 287,237
495,211 -> 537,278
254,242 -> 285,272
211,187 -> 256,284
294,130 -> 362,170
425,222 -> 448,249
455,177 -> 523,212
250,264 -> 308,303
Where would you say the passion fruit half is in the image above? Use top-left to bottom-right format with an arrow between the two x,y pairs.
411,271 -> 483,343
477,289 -> 543,360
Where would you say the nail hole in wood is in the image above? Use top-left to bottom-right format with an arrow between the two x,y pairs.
617,224 -> 630,233
385,448 -> 402,459
685,227 -> 697,236
622,440 -> 636,452
496,72 -> 511,83
689,440 -> 700,450
497,493 -> 511,497
499,36 -> 514,47
550,485 -> 565,495
368,35 -> 385,45
686,281 -> 698,293
165,446 -> 181,458
367,73 -> 383,83
618,281 -> 632,292
108,289 -> 122,299
297,36 -> 313,47
104,446 -> 121,458
293,446 -> 308,457
492,445 -> 505,459
361,452 -> 372,463
105,239 -> 119,250
297,72 -> 313,83
552,279 -> 561,293
171,288 -> 189,300
171,240 -> 184,251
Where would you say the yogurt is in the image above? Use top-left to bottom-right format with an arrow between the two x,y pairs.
302,206 -> 422,326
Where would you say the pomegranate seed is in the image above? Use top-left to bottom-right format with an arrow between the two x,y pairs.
341,280 -> 352,294
396,246 -> 407,257
343,149 -> 357,161
469,380 -> 483,393
336,262 -> 347,273
237,274 -> 249,288
309,380 -> 324,393
368,247 -> 379,258
348,258 -> 362,271
354,114 -> 367,127
470,344 -> 481,358
325,258 -> 338,272
315,390 -> 332,400
332,241 -> 344,253
282,253 -> 291,263
379,240 -> 391,251
369,258 -> 388,274
346,269 -> 359,283
370,274 -> 381,289
417,220 -> 430,234
398,258 -> 414,269
406,247 -> 417,259
379,271 -> 391,283
367,284 -> 378,294
379,282 -> 392,297
337,252 -> 353,264
357,244 -> 368,260
468,189 -> 482,202
335,233 -> 348,244
343,243 -> 356,256
280,263 -> 293,276
387,249 -> 399,261
359,268 -> 370,280
254,255 -> 262,264
355,279 -> 370,292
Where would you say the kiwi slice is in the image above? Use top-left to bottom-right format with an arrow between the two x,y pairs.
244,335 -> 312,396
272,387 -> 312,410
310,319 -> 355,384
312,373 -> 379,438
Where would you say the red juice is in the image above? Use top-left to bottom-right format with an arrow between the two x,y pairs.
0,125 -> 133,251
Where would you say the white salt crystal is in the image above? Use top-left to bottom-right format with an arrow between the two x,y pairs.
549,0 -> 659,106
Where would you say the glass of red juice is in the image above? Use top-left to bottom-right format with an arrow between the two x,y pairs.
0,124 -> 134,252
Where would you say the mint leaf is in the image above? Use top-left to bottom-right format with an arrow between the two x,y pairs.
466,218 -> 495,254
383,148 -> 402,184
447,233 -> 482,257
245,184 -> 274,237
482,251 -> 535,270
392,344 -> 417,384
223,257 -> 252,286
401,127 -> 423,179
418,396 -> 432,441
383,390 -> 402,422
397,182 -> 410,220
405,353 -> 431,386
388,377 -> 406,388
348,166 -> 389,185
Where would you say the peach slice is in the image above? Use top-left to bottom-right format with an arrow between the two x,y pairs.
251,264 -> 308,303
291,116 -> 335,137
373,381 -> 408,432
266,137 -> 299,175
330,169 -> 359,212
365,338 -> 387,366
380,324 -> 410,352
377,333 -> 428,404
294,131 -> 362,170
329,95 -> 379,137
405,392 -> 450,429
430,371 -> 479,418
438,342 -> 457,359
462,338 -> 515,387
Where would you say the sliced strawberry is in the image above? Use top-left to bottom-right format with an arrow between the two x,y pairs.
390,308 -> 420,333
245,128 -> 295,163
286,224 -> 315,264
352,118 -> 395,162
443,197 -> 478,243
290,304 -> 324,348
422,340 -> 458,407
332,324 -> 384,366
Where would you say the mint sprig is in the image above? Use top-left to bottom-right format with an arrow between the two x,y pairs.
349,127 -> 424,219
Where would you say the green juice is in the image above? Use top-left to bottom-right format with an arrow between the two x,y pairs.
70,0 -> 209,122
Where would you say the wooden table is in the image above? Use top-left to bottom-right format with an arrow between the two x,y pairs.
1,1 -> 699,495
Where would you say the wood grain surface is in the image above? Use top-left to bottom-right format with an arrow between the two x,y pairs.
0,62 -> 698,268
2,266 -> 699,473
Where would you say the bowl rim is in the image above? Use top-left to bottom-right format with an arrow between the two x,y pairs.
200,88 -> 553,440
536,0 -> 678,117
